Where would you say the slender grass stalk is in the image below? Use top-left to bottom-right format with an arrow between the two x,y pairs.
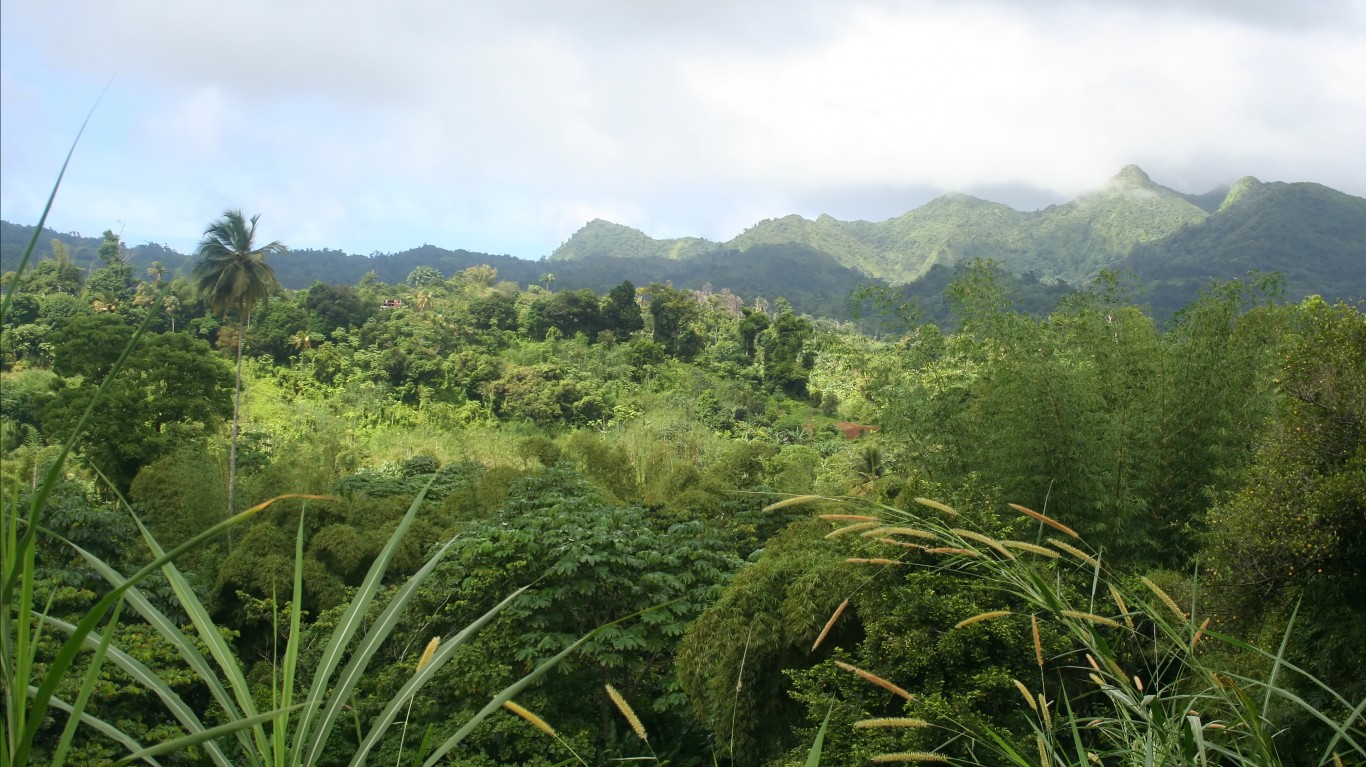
811,496 -> 1366,766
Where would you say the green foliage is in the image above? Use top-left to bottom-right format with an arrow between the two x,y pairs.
43,330 -> 233,490
647,283 -> 703,359
490,363 -> 607,427
1203,297 -> 1366,747
600,280 -> 644,337
392,467 -> 742,763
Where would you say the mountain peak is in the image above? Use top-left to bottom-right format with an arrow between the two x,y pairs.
1111,164 -> 1156,189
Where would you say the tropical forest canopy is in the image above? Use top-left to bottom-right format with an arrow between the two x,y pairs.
2,182 -> 1364,765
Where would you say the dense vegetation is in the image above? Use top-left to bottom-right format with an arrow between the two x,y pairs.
2,220 -> 1363,765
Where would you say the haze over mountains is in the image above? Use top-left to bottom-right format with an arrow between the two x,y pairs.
552,165 -> 1366,294
4,165 -> 1364,322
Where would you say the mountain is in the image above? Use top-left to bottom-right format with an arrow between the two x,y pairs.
1123,177 -> 1366,314
5,165 -> 1362,325
545,166 -> 1366,312
549,165 -> 1218,286
551,219 -> 718,261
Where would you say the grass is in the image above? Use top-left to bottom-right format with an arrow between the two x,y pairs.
773,495 -> 1366,766
1,115 -> 596,766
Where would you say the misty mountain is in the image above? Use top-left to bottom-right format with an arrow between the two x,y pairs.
5,165 -> 1362,324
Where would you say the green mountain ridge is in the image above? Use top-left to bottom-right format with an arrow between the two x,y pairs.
4,165 -> 1363,326
550,165 -> 1360,294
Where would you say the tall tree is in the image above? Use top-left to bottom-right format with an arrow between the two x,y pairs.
192,210 -> 286,517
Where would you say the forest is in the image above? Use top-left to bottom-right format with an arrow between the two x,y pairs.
2,222 -> 1364,766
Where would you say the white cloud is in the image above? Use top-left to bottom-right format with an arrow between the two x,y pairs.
1,0 -> 1363,258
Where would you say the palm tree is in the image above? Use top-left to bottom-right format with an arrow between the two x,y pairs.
146,260 -> 167,284
290,331 -> 313,352
414,288 -> 432,313
192,210 -> 286,518
162,294 -> 180,332
540,272 -> 555,292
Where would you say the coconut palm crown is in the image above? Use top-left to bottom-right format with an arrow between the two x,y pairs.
192,209 -> 286,519
193,210 -> 286,320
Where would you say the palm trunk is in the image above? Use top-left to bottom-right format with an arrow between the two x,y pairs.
228,313 -> 244,525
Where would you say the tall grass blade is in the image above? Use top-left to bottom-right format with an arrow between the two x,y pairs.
0,77 -> 109,325
300,535 -> 460,765
50,600 -> 123,767
345,585 -> 530,767
804,705 -> 832,767
65,537 -> 257,762
111,706 -> 302,767
16,488 -> 282,765
295,477 -> 440,764
38,614 -> 235,767
41,692 -> 161,767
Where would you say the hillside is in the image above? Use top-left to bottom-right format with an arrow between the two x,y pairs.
545,165 -> 1366,310
5,165 -> 1363,326
1124,177 -> 1366,314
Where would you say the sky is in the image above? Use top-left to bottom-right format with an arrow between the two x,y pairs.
2,0 -> 1364,260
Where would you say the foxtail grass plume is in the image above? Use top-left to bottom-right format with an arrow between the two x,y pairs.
871,753 -> 948,763
503,701 -> 557,737
1140,576 -> 1187,620
812,599 -> 849,651
952,529 -> 1015,559
1037,734 -> 1049,767
1061,610 -> 1121,628
1192,617 -> 1211,649
417,637 -> 440,672
605,685 -> 647,742
865,526 -> 939,541
1047,538 -> 1099,569
913,497 -> 958,516
835,661 -> 913,700
763,495 -> 823,512
1013,679 -> 1038,712
827,522 -> 883,538
1031,615 -> 1044,668
819,513 -> 881,522
1109,584 -> 1136,631
954,610 -> 1012,629
853,718 -> 930,728
926,547 -> 980,557
1009,502 -> 1079,538
877,538 -> 928,550
1001,540 -> 1060,558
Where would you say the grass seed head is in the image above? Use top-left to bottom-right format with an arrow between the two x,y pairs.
853,718 -> 930,728
1048,538 -> 1100,569
1009,502 -> 1079,538
416,636 -> 441,672
1140,576 -> 1187,621
605,684 -> 648,742
835,661 -> 913,700
913,497 -> 959,516
954,610 -> 1012,629
871,753 -> 949,763
503,700 -> 556,737
812,599 -> 850,651
763,494 -> 823,512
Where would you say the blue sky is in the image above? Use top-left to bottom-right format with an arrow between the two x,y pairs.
3,0 -> 1364,260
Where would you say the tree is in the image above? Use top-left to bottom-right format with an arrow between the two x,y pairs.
44,329 -> 233,489
600,280 -> 644,337
192,209 -> 286,517
407,265 -> 442,288
83,230 -> 134,307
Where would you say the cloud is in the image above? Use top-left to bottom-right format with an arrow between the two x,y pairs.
2,0 -> 1363,257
